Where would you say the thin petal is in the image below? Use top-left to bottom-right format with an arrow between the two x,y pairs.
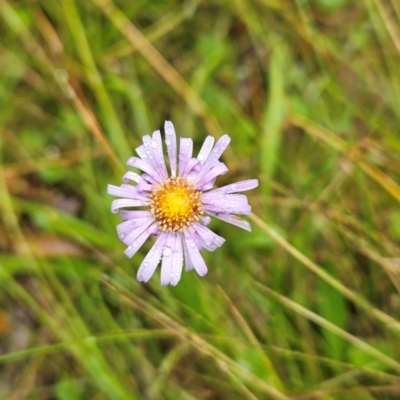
136,180 -> 153,192
122,172 -> 153,192
183,230 -> 208,276
205,134 -> 231,163
164,121 -> 177,178
142,135 -> 152,147
124,223 -> 158,258
202,192 -> 251,214
203,193 -> 249,205
117,214 -> 152,233
137,139 -> 165,180
142,132 -> 168,180
126,157 -> 163,183
135,144 -> 150,163
141,173 -> 157,185
107,184 -> 141,199
197,163 -> 228,188
178,138 -> 193,177
142,135 -> 158,170
189,224 -> 225,252
137,234 -> 167,282
199,178 -> 217,191
189,229 -> 204,250
204,202 -> 252,215
122,171 -> 141,184
120,210 -> 153,221
181,158 -> 201,178
151,130 -> 169,180
120,216 -> 155,245
170,234 -> 184,286
208,179 -> 259,194
161,233 -> 175,285
120,184 -> 149,201
206,211 -> 252,232
111,198 -> 150,213
197,136 -> 215,165
183,237 -> 195,271
193,135 -> 231,183
201,216 -> 211,225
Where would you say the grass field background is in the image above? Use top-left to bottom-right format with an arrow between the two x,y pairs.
1,0 -> 400,399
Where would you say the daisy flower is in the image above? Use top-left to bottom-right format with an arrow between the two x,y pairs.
108,121 -> 258,286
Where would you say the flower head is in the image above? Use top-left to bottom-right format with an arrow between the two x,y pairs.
108,121 -> 258,285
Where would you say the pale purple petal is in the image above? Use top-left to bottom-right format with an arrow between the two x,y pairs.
198,178 -> 217,192
117,218 -> 153,243
138,139 -> 164,178
141,135 -> 158,170
137,234 -> 167,282
140,173 -> 156,185
151,130 -> 169,180
190,229 -> 204,250
203,193 -> 252,214
117,219 -> 145,237
120,184 -> 149,201
183,237 -> 195,271
111,198 -> 150,213
197,136 -> 215,165
142,132 -> 168,180
206,211 -> 252,232
120,216 -> 155,245
183,230 -> 208,276
204,203 -> 251,215
189,223 -> 225,251
170,234 -> 184,286
124,223 -> 158,258
122,171 -> 142,184
122,173 -> 152,193
120,210 -> 152,221
203,193 -> 248,205
209,179 -> 259,194
135,144 -> 149,162
178,138 -> 193,177
117,213 -> 152,230
136,180 -> 153,192
193,135 -> 231,183
181,158 -> 201,178
201,216 -> 211,225
107,184 -> 144,199
164,121 -> 177,178
197,163 -> 228,188
126,157 -> 163,183
204,134 -> 231,164
142,135 -> 152,147
161,233 -> 175,285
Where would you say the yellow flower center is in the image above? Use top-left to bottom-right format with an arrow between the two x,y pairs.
150,178 -> 203,232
